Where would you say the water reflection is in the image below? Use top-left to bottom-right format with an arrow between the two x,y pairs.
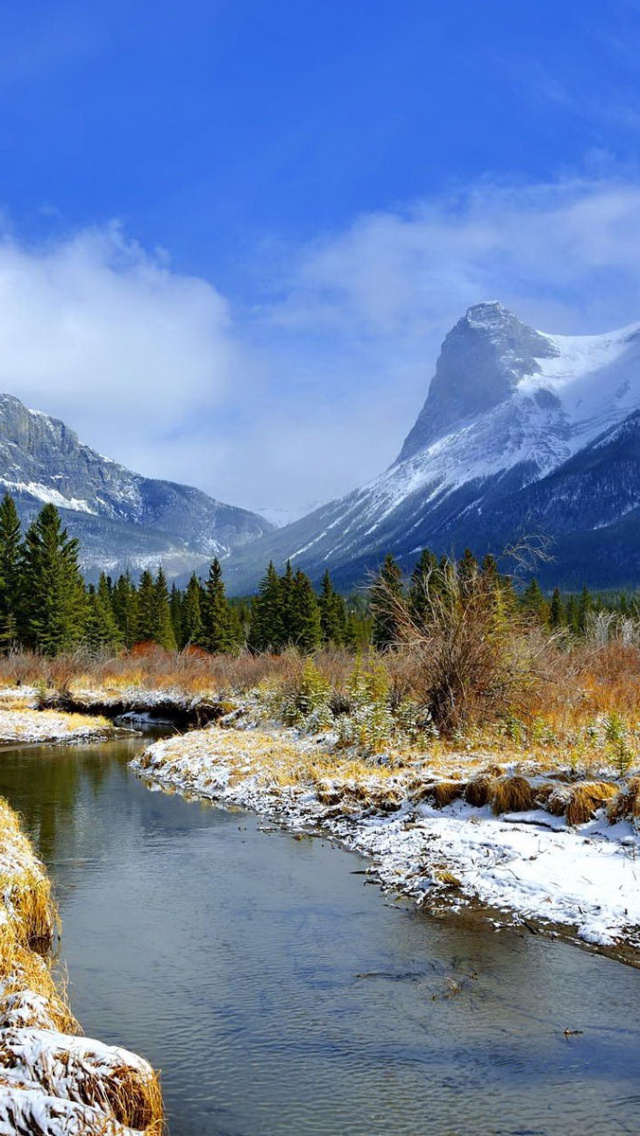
0,739 -> 638,1136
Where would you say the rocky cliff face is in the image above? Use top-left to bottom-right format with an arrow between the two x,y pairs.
221,303 -> 640,591
0,394 -> 272,576
397,302 -> 559,462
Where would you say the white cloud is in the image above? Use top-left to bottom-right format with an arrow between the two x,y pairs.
4,179 -> 640,516
0,221 -> 248,494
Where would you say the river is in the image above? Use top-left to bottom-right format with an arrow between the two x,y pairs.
0,735 -> 638,1136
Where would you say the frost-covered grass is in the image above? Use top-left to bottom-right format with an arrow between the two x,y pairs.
0,707 -> 112,746
0,796 -> 163,1136
133,723 -> 640,952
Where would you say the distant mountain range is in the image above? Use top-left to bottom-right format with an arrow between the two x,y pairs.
0,393 -> 272,578
221,301 -> 640,591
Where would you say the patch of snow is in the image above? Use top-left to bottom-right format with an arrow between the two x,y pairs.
1,481 -> 97,515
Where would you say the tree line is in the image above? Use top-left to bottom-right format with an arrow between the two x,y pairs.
0,490 -> 631,657
0,494 -> 370,655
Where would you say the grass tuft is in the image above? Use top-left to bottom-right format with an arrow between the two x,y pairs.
565,781 -> 618,826
464,773 -> 497,808
608,776 -> 640,824
490,775 -> 536,815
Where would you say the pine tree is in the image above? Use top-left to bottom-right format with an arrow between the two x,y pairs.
318,569 -> 347,645
521,578 -> 546,622
170,583 -> 184,648
565,594 -> 580,635
202,558 -> 237,653
549,587 -> 563,629
136,570 -> 157,643
20,504 -> 87,655
577,584 -> 592,635
183,573 -> 204,647
371,553 -> 404,650
248,562 -> 284,652
112,572 -> 139,648
279,561 -> 295,646
85,575 -> 123,653
458,548 -> 479,598
0,493 -> 22,650
290,568 -> 322,652
154,567 -> 177,652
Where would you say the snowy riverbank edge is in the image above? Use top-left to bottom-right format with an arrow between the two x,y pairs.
133,727 -> 640,956
0,690 -> 114,746
0,797 -> 162,1135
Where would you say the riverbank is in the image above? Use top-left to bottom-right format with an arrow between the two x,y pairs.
0,689 -> 114,745
133,723 -> 640,955
0,793 -> 163,1135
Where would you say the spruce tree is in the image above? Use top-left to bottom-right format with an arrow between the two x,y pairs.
85,575 -> 123,653
0,493 -> 22,650
319,569 -> 347,645
549,587 -> 563,629
202,558 -> 236,654
20,504 -> 87,655
248,562 -> 284,652
279,561 -> 295,646
154,567 -> 177,651
577,584 -> 592,635
371,553 -> 404,650
521,578 -> 546,622
458,548 -> 479,598
565,594 -> 580,635
112,572 -> 139,648
170,583 -> 184,649
183,573 -> 204,647
290,568 -> 322,652
137,570 -> 157,643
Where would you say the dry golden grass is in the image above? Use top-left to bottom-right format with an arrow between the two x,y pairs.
0,795 -> 164,1136
565,781 -> 618,826
464,772 -> 498,807
608,776 -> 640,824
0,941 -> 78,1033
429,780 -> 466,808
71,1059 -> 163,1133
0,799 -> 56,945
490,775 -> 536,815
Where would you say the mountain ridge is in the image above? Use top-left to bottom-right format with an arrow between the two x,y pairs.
220,302 -> 640,591
0,393 -> 273,577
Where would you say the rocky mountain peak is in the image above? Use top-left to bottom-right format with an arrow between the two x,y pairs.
396,301 -> 559,464
0,392 -> 273,576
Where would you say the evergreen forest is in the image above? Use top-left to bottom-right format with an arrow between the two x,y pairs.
0,492 -> 633,658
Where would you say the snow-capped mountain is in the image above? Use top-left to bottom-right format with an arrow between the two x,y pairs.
0,394 -> 272,577
222,302 -> 640,590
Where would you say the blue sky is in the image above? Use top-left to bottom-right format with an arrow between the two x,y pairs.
0,1 -> 639,513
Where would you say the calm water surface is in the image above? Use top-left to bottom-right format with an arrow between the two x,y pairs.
0,736 -> 638,1136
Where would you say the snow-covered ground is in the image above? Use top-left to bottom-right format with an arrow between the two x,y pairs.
133,726 -> 640,952
0,703 -> 112,745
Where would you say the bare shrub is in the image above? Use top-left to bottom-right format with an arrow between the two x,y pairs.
373,556 -> 542,736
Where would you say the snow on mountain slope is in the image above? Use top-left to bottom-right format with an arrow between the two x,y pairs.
389,302 -> 640,509
222,302 -> 640,591
0,393 -> 273,576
